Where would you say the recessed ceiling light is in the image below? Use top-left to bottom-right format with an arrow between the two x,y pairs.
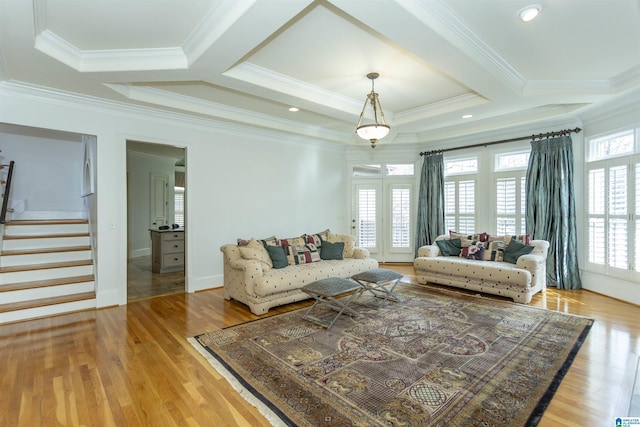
462,114 -> 473,119
518,5 -> 541,22
288,107 -> 299,112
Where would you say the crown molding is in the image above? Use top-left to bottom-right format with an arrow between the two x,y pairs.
104,83 -> 348,143
0,81 -> 343,148
182,0 -> 257,64
223,62 -> 371,120
34,30 -> 188,72
395,93 -> 488,124
399,0 -> 526,93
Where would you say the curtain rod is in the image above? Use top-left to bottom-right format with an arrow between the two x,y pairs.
419,126 -> 582,156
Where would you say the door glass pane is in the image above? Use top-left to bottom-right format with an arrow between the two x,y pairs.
588,218 -> 605,264
391,188 -> 410,248
588,168 -> 605,214
609,165 -> 627,215
459,180 -> 475,214
358,188 -> 376,247
608,218 -> 627,268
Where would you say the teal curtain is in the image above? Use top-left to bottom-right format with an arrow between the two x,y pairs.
526,135 -> 582,289
415,153 -> 445,256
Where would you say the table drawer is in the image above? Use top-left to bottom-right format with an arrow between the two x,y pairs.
164,240 -> 184,254
163,253 -> 184,268
163,232 -> 184,241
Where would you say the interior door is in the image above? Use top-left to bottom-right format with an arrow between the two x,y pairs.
353,182 -> 381,259
150,173 -> 168,228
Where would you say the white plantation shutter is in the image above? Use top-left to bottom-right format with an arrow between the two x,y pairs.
174,187 -> 185,227
443,178 -> 476,233
608,165 -> 628,269
636,163 -> 640,271
391,187 -> 410,248
495,172 -> 526,235
587,156 -> 640,272
358,188 -> 377,247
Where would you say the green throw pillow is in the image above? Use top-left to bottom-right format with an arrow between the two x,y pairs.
265,245 -> 288,269
320,241 -> 344,260
435,238 -> 462,256
503,239 -> 534,264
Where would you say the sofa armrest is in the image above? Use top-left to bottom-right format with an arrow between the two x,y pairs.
516,252 -> 547,291
353,247 -> 371,259
417,244 -> 440,258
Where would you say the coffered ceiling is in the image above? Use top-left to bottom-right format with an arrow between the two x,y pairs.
1,0 -> 639,147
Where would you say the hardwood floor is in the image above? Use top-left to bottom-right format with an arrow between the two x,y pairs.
127,256 -> 185,300
0,264 -> 638,426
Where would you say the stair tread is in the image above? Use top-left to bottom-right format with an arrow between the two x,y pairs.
0,291 -> 95,313
3,232 -> 89,240
0,275 -> 95,292
6,219 -> 88,225
0,259 -> 93,273
1,246 -> 92,256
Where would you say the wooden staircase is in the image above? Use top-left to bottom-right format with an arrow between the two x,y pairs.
0,219 -> 96,323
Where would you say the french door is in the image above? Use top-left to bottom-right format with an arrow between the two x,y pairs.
352,181 -> 414,262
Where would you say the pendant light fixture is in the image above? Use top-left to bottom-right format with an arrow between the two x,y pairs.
355,72 -> 390,148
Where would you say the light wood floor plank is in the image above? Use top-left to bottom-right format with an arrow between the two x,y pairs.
0,264 -> 638,426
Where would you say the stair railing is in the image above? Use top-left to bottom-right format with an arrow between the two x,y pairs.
1,160 -> 15,224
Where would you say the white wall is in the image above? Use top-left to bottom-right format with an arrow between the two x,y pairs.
0,82 -> 348,307
0,127 -> 84,217
126,150 -> 177,258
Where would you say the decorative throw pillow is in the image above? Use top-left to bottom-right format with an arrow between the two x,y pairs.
460,243 -> 485,260
238,238 -> 273,271
265,245 -> 288,269
326,233 -> 355,258
450,231 -> 490,243
484,240 -> 506,261
503,239 -> 535,264
238,235 -> 277,247
304,229 -> 330,249
320,241 -> 344,260
435,238 -> 462,256
284,244 -> 321,265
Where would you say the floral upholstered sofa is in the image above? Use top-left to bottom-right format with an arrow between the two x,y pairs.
414,232 -> 549,303
220,230 -> 378,315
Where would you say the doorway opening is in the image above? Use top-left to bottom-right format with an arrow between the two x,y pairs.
126,140 -> 186,300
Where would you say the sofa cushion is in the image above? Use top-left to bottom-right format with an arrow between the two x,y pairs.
252,258 -> 378,297
266,245 -> 288,269
239,238 -> 273,271
503,239 -> 535,264
436,238 -> 461,256
320,241 -> 344,260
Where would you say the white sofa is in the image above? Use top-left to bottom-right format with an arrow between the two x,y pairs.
414,234 -> 549,303
221,232 -> 378,315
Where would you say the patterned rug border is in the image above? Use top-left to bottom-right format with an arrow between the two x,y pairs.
190,284 -> 594,427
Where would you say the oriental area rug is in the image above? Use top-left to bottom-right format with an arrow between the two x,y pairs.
189,284 -> 593,427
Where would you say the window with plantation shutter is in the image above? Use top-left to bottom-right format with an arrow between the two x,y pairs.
494,151 -> 528,236
174,186 -> 185,227
358,188 -> 377,248
586,128 -> 640,278
444,157 -> 478,234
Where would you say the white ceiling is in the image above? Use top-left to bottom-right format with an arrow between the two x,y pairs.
1,0 -> 639,147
